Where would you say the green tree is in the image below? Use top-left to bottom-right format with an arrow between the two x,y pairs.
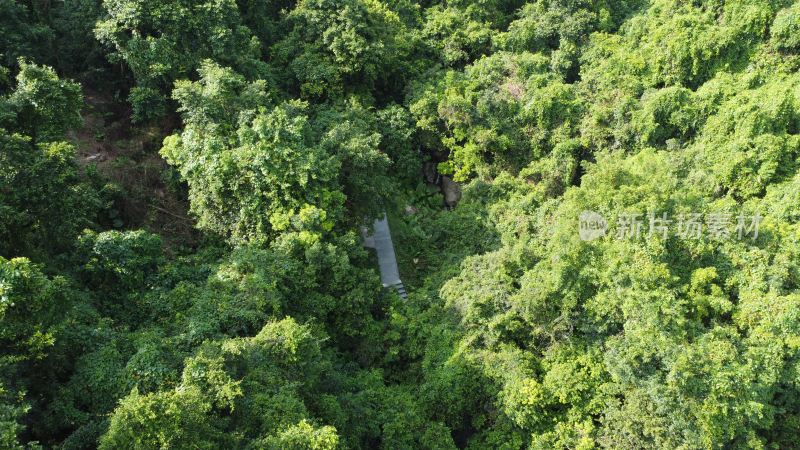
0,0 -> 53,68
5,59 -> 82,143
0,133 -> 100,257
162,72 -> 343,243
95,0 -> 265,121
270,0 -> 404,98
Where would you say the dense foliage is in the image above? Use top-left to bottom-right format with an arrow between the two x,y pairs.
2,0 -> 800,448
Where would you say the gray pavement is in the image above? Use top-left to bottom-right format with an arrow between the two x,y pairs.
373,214 -> 401,286
368,214 -> 407,299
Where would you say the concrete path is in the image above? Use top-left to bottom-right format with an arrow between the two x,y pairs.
364,214 -> 407,299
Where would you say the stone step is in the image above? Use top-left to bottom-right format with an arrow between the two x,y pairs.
390,281 -> 408,300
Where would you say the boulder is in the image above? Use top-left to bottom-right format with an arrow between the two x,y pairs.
441,176 -> 462,207
423,161 -> 438,184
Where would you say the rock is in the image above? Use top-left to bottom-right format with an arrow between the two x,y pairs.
85,153 -> 105,162
423,161 -> 438,184
441,176 -> 462,207
404,205 -> 418,215
360,225 -> 375,248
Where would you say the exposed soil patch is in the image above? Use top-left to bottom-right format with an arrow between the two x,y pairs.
68,88 -> 199,248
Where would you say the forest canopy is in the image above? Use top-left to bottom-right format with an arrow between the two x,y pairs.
2,0 -> 800,448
